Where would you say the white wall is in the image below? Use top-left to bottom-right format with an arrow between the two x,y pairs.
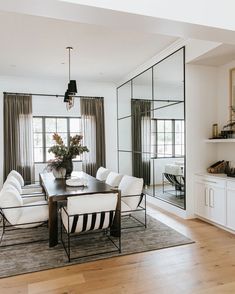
0,76 -> 117,186
185,64 -> 218,217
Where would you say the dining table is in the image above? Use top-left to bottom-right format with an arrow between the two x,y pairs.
40,171 -> 121,247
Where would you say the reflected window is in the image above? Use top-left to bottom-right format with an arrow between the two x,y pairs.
151,119 -> 184,158
33,117 -> 82,163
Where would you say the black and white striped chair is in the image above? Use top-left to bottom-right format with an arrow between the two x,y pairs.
60,193 -> 121,262
119,175 -> 146,229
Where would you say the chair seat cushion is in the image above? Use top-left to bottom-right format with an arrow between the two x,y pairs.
22,194 -> 46,204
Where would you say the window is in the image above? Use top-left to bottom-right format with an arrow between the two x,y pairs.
33,117 -> 82,163
151,119 -> 184,158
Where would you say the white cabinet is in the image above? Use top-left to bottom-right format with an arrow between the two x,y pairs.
194,175 -> 226,226
227,181 -> 235,230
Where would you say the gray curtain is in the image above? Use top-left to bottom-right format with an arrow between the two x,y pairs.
131,99 -> 151,185
80,97 -> 106,177
4,94 -> 34,183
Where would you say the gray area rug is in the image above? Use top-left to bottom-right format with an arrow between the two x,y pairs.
0,215 -> 194,278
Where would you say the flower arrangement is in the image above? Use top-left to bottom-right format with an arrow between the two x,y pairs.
47,133 -> 89,177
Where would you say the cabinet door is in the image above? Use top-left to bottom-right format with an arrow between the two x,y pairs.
227,188 -> 235,230
208,186 -> 226,226
194,181 -> 209,219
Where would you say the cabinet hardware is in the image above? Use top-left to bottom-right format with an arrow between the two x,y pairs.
205,188 -> 209,206
209,188 -> 214,208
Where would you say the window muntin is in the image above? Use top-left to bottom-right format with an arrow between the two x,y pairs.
151,119 -> 184,158
33,117 -> 82,163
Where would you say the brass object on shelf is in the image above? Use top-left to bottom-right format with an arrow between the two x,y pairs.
212,124 -> 218,138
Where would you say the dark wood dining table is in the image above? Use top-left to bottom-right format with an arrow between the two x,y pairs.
40,171 -> 120,247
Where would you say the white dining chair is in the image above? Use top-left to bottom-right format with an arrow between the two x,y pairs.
118,175 -> 146,228
105,172 -> 123,188
0,186 -> 48,246
7,170 -> 43,194
60,193 -> 121,261
96,167 -> 110,182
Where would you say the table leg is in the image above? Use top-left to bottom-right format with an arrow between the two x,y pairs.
49,198 -> 58,247
110,190 -> 121,237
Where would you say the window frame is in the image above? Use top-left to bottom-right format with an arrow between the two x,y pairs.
33,116 -> 82,163
151,118 -> 184,159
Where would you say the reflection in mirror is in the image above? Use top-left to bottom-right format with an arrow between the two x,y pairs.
117,48 -> 185,209
132,68 -> 152,99
230,68 -> 235,121
118,117 -> 132,151
117,81 -> 131,119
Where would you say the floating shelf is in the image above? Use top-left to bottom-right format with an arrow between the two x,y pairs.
205,139 -> 235,143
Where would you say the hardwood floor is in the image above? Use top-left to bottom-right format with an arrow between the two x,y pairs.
1,204 -> 235,294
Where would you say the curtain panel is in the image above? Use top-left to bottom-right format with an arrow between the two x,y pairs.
4,94 -> 34,183
131,99 -> 151,186
80,97 -> 106,177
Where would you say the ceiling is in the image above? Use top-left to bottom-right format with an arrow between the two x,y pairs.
0,10 -> 178,82
189,44 -> 235,67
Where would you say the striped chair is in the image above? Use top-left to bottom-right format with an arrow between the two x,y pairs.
60,193 -> 121,261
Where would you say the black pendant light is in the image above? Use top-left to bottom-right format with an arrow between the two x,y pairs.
64,47 -> 77,108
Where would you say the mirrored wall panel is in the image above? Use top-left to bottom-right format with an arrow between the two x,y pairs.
117,47 -> 185,209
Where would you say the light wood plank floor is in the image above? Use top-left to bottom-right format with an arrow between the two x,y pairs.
1,204 -> 235,294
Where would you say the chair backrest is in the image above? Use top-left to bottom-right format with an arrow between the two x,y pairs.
66,193 -> 118,233
3,177 -> 22,194
0,186 -> 23,225
96,167 -> 110,181
105,172 -> 123,188
7,170 -> 24,186
118,175 -> 144,210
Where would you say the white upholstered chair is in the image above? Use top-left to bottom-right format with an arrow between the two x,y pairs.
3,176 -> 46,204
96,167 -> 110,182
105,172 -> 123,188
0,186 -> 48,245
60,193 -> 121,261
118,175 -> 146,228
7,170 -> 43,194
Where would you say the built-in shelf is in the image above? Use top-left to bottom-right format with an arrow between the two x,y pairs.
205,139 -> 235,143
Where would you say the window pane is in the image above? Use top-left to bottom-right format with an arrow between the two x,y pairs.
57,118 -> 67,132
165,133 -> 172,144
46,133 -> 54,147
70,118 -> 81,133
165,145 -> 172,156
157,133 -> 164,144
46,148 -> 55,161
157,120 -> 164,132
175,133 -> 182,144
58,133 -> 68,145
175,145 -> 182,156
157,145 -> 164,157
45,118 -> 56,132
165,121 -> 172,132
175,121 -> 182,132
34,148 -> 43,162
34,133 -> 43,148
33,118 -> 42,132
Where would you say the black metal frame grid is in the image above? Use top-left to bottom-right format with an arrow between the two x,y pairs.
116,47 -> 186,210
121,193 -> 147,229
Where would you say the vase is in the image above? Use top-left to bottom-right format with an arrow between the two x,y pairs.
52,168 -> 66,179
64,159 -> 73,178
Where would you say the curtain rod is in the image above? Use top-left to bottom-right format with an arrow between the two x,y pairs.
3,92 -> 103,99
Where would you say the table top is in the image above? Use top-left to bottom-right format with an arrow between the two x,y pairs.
40,171 -> 117,200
